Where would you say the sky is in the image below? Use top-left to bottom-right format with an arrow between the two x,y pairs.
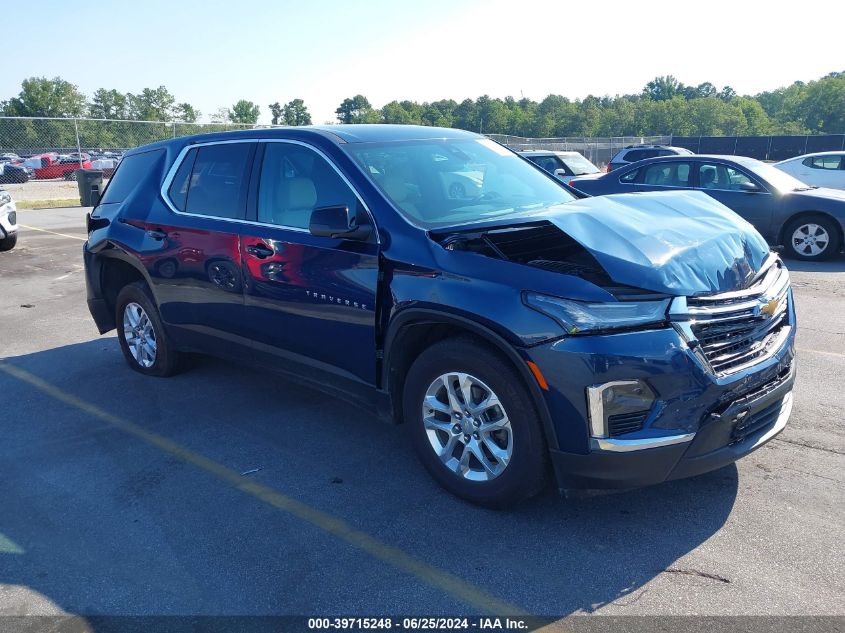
3,0 -> 844,125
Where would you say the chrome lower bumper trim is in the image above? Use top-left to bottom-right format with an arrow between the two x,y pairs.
591,432 -> 696,453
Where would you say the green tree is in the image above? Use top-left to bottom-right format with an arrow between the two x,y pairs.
336,95 -> 377,124
88,88 -> 129,119
3,76 -> 86,117
269,102 -> 283,125
128,86 -> 176,121
801,73 -> 845,133
643,75 -> 683,101
229,100 -> 260,124
173,102 -> 200,123
282,99 -> 312,125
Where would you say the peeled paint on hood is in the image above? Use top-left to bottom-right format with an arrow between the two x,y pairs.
539,190 -> 771,296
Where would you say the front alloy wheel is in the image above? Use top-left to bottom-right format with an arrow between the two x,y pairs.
422,372 -> 513,481
404,337 -> 548,508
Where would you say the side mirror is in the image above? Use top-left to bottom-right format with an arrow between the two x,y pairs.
553,168 -> 567,178
739,181 -> 761,193
309,205 -> 371,240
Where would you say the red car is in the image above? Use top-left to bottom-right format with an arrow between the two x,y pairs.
28,153 -> 92,180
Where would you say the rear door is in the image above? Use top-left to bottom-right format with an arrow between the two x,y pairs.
238,140 -> 380,385
694,160 -> 773,233
151,141 -> 256,357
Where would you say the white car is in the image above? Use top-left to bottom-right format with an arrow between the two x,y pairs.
0,188 -> 18,251
520,150 -> 601,184
775,151 -> 845,190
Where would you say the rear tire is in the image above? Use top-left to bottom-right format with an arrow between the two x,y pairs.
403,337 -> 549,508
783,215 -> 839,260
0,232 -> 17,251
115,281 -> 184,377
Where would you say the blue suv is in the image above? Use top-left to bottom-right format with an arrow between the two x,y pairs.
84,125 -> 796,507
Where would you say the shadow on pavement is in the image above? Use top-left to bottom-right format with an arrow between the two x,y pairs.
0,340 -> 739,620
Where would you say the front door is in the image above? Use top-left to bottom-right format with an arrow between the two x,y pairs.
695,161 -> 773,235
239,141 -> 380,385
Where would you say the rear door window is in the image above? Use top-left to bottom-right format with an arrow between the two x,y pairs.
182,143 -> 254,219
100,149 -> 164,204
806,155 -> 842,170
167,148 -> 197,211
642,162 -> 691,187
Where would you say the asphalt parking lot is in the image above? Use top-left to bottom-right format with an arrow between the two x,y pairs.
0,207 -> 843,622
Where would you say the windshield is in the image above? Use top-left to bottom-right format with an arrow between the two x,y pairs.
561,153 -> 599,175
346,138 -> 576,228
745,160 -> 811,191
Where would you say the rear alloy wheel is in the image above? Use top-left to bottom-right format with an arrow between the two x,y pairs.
404,338 -> 548,508
116,281 -> 184,376
784,215 -> 839,260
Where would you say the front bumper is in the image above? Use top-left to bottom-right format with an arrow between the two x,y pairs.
527,291 -> 796,490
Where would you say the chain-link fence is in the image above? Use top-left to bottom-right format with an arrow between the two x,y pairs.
0,116 -> 279,204
486,134 -> 672,168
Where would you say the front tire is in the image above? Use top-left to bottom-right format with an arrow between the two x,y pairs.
784,215 -> 840,260
0,233 -> 17,251
115,281 -> 183,377
403,338 -> 548,508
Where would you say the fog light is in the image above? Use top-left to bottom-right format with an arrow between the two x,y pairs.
586,380 -> 655,438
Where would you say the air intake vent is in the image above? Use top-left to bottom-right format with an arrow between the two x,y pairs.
608,411 -> 648,436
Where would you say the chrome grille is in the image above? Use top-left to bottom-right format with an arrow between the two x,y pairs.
671,258 -> 792,376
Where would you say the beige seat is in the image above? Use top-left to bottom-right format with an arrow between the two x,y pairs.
271,177 -> 317,228
382,176 -> 419,218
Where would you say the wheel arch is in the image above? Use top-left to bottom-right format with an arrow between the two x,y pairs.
382,308 -> 559,450
96,253 -> 152,331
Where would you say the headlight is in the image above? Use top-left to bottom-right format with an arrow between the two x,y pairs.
524,292 -> 670,334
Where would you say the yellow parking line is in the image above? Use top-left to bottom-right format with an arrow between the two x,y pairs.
18,224 -> 86,241
797,347 -> 845,359
0,361 -> 525,617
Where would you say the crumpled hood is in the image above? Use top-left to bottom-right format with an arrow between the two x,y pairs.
537,190 -> 771,296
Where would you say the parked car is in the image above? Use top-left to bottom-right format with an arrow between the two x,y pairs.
607,144 -> 693,172
84,126 -> 795,507
0,188 -> 18,251
27,153 -> 93,180
520,150 -> 601,184
0,161 -> 31,183
570,154 -> 845,260
775,151 -> 845,190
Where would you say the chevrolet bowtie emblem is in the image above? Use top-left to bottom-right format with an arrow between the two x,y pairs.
760,298 -> 780,317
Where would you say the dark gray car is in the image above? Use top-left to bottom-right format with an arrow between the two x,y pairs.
570,155 -> 845,260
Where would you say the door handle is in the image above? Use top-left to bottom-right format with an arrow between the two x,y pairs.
145,228 -> 168,240
246,243 -> 274,259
